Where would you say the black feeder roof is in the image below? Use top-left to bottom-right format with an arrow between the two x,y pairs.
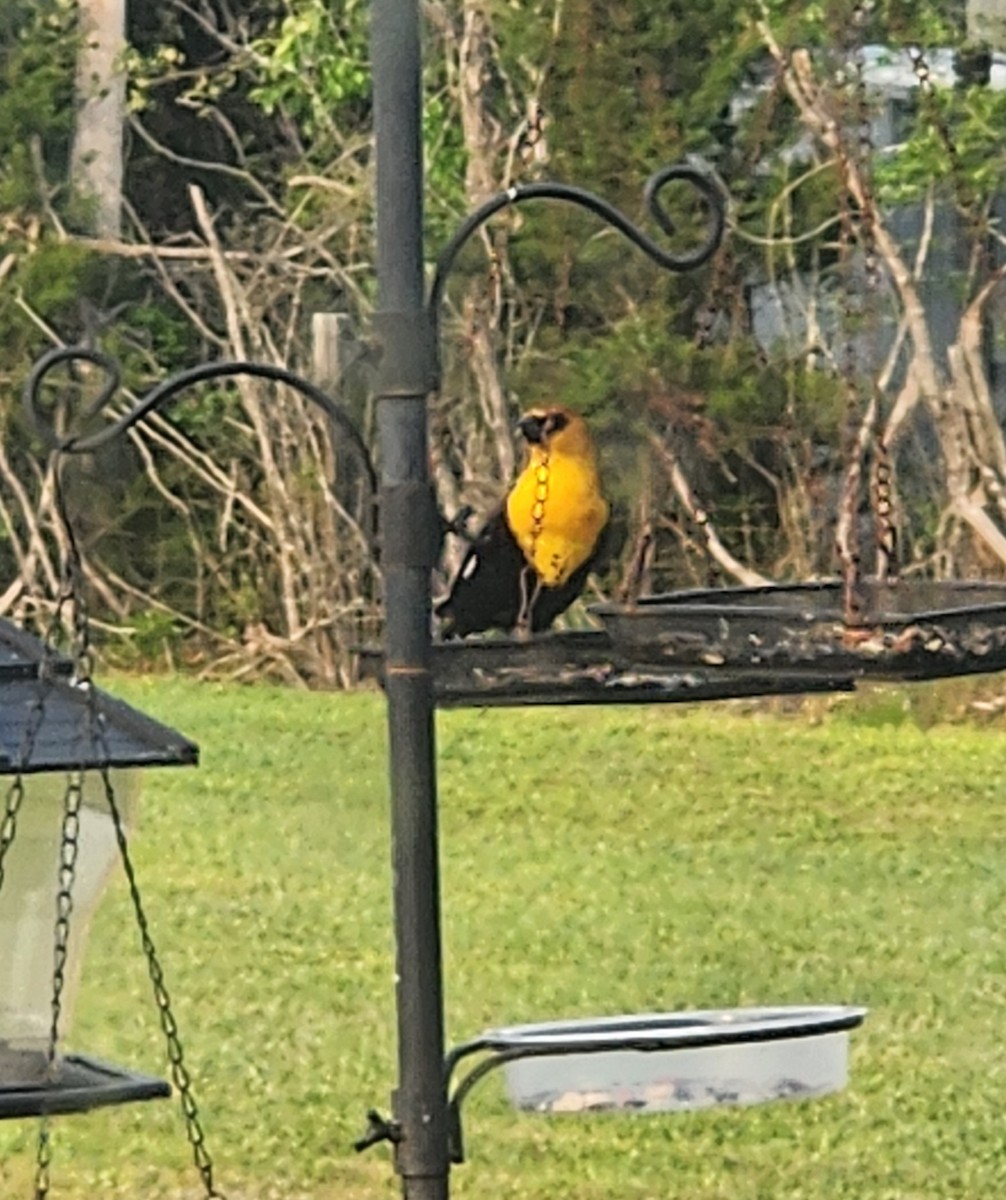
0,619 -> 197,774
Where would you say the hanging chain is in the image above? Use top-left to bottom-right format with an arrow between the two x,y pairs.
866,48 -> 898,597
102,768 -> 224,1199
872,443 -> 897,579
33,455 -> 225,1198
34,774 -> 84,1200
530,459 -> 549,550
852,9 -> 899,585
516,457 -> 550,632
0,779 -> 25,892
33,458 -> 96,1198
905,45 -> 978,222
834,28 -> 866,619
692,243 -> 736,352
834,0 -> 896,619
45,778 -> 84,1056
21,453 -> 94,1198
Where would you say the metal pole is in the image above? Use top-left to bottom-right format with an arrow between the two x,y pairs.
370,3 -> 449,1200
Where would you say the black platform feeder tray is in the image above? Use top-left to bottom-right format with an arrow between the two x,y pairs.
361,631 -> 857,708
591,580 -> 1006,681
0,1046 -> 170,1118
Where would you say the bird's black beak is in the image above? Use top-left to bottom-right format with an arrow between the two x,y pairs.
517,413 -> 546,444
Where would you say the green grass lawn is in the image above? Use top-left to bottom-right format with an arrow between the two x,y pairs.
3,676 -> 1006,1197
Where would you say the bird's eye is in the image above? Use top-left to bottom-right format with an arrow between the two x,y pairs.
546,412 -> 569,434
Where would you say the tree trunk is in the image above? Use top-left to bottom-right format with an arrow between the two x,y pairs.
72,0 -> 127,237
967,0 -> 1006,47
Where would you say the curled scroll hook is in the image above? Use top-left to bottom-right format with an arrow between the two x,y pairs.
427,162 -> 727,358
23,348 -> 380,553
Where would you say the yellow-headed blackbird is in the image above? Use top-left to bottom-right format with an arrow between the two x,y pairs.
436,405 -> 610,637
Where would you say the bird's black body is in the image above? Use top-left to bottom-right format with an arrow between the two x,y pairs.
435,405 -> 609,639
435,507 -> 595,638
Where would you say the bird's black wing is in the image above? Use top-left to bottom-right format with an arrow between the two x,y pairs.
435,507 -> 611,638
435,507 -> 526,638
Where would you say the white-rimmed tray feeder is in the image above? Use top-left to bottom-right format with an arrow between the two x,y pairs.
0,619 -> 197,1118
496,1006 -> 865,1113
443,1005 -> 866,1160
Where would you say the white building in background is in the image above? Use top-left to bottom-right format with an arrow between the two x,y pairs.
745,42 -> 1006,420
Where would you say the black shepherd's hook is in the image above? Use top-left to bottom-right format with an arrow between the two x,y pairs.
426,162 -> 728,351
23,347 -> 381,554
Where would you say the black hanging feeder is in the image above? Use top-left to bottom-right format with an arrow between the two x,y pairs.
0,618 -> 197,1118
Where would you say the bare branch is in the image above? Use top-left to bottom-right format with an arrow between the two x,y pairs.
129,115 -> 284,215
647,432 -> 770,587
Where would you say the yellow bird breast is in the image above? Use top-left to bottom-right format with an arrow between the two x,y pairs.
505,454 -> 609,587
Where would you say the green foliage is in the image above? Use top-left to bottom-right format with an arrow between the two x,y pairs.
0,3 -> 183,361
757,0 -> 962,50
121,41 -> 187,115
542,0 -> 751,195
0,0 -> 77,212
423,90 -> 468,240
111,300 -> 199,368
248,0 -> 371,141
514,306 -> 843,474
876,83 -> 1006,206
883,0 -> 966,46
113,609 -> 185,667
0,240 -> 98,343
488,0 -> 750,347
